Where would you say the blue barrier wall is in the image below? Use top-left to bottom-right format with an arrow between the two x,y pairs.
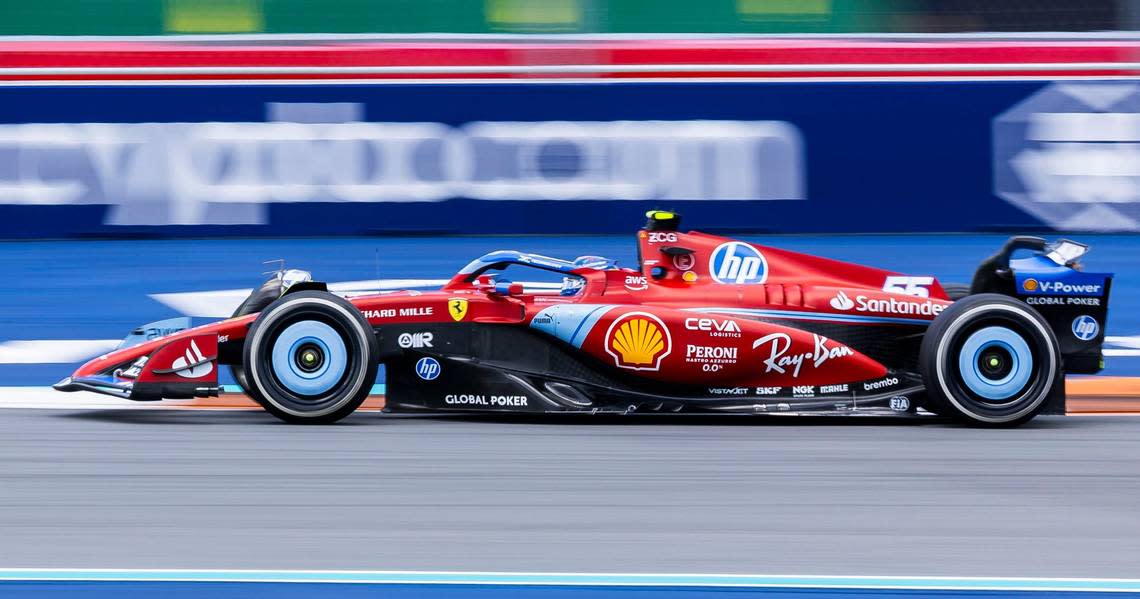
0,80 -> 1096,237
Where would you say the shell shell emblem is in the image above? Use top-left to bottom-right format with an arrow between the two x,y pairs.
604,312 -> 672,371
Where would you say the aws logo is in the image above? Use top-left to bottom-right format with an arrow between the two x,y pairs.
605,312 -> 672,371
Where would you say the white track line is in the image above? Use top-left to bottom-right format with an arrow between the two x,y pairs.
149,278 -> 449,318
0,388 -> 254,410
0,340 -> 118,364
1104,336 -> 1140,356
1,570 -> 1140,591
1106,335 -> 1140,348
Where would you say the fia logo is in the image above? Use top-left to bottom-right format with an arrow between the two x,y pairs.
709,242 -> 767,285
415,357 -> 441,380
1072,315 -> 1099,341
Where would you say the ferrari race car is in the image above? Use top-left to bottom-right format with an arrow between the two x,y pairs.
55,212 -> 1112,426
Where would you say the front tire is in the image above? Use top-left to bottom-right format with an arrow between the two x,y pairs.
229,275 -> 285,396
919,294 -> 1060,427
242,291 -> 378,424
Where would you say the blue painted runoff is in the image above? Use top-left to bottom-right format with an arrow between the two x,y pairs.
0,582 -> 1138,599
2,572 -> 1140,598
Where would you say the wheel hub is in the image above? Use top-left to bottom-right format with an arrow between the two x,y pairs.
977,346 -> 1013,381
294,343 -> 325,373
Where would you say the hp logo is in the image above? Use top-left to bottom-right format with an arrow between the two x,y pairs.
709,242 -> 767,285
415,357 -> 441,380
1072,315 -> 1099,341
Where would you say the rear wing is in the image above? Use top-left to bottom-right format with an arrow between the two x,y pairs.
971,236 -> 1112,375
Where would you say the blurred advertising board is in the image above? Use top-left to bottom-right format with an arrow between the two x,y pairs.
1,39 -> 1138,236
994,83 -> 1140,232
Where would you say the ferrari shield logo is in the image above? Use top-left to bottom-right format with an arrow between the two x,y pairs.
448,298 -> 469,322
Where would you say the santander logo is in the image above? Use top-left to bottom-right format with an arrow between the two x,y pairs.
172,339 -> 213,379
828,290 -> 945,318
830,291 -> 855,311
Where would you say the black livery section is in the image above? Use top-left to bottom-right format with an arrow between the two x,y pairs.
381,322 -> 936,416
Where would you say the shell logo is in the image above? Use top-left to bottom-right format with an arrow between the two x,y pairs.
604,312 -> 672,371
1022,278 -> 1039,292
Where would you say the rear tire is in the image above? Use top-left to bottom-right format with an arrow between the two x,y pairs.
942,282 -> 971,301
919,294 -> 1060,427
242,291 -> 378,424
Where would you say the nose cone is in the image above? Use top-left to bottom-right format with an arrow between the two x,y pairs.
53,377 -> 76,392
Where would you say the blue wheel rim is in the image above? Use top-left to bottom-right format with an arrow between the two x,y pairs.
957,326 -> 1034,401
270,321 -> 348,396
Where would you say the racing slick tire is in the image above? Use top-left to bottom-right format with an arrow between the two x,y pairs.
919,294 -> 1061,427
942,282 -> 971,301
228,276 -> 283,396
242,291 -> 378,424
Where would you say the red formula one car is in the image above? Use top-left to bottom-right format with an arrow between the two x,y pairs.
56,212 -> 1112,426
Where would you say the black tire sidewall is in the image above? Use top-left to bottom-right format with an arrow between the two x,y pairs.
227,276 -> 284,396
229,365 -> 250,396
242,291 -> 378,423
920,294 -> 1059,426
942,282 -> 971,301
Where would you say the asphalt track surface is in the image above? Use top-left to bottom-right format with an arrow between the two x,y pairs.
1,408 -> 1138,577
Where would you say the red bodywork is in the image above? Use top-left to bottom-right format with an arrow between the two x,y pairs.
67,228 -> 952,397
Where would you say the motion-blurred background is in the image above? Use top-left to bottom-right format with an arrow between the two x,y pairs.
0,0 -> 1138,388
0,0 -> 1137,34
